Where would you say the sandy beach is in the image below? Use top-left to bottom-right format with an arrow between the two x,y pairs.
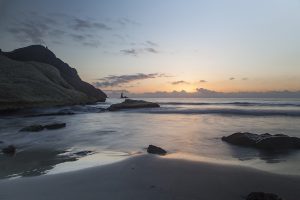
0,154 -> 299,200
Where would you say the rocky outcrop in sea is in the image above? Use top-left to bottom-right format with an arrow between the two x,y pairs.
107,99 -> 160,111
222,132 -> 300,150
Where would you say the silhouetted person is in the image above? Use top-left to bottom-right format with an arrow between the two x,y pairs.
120,92 -> 128,98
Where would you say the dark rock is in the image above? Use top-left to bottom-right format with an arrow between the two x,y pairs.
74,150 -> 93,157
44,123 -> 66,130
20,125 -> 44,132
108,99 -> 160,111
147,145 -> 167,155
27,111 -> 75,117
20,123 -> 66,132
256,136 -> 300,149
2,145 -> 16,155
261,133 -> 271,137
274,134 -> 287,137
222,132 -> 258,147
222,132 -> 300,150
246,192 -> 283,200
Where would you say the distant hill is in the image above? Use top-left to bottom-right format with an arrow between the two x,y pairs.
0,45 -> 106,111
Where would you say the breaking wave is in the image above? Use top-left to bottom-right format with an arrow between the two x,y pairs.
158,101 -> 300,107
135,107 -> 300,117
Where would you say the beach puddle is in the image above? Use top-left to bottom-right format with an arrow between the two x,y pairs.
0,148 -> 133,179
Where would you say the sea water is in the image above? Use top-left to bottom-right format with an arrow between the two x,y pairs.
1,98 -> 300,178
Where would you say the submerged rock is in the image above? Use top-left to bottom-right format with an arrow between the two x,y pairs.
20,123 -> 66,132
20,125 -> 44,132
147,145 -> 167,155
108,99 -> 160,111
44,123 -> 66,130
222,132 -> 300,150
246,192 -> 283,200
2,145 -> 16,155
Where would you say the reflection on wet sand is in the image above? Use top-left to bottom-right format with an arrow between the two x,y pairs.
0,148 -> 76,179
225,144 -> 299,163
0,147 -> 132,179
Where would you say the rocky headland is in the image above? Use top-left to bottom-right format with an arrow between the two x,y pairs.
0,45 -> 106,111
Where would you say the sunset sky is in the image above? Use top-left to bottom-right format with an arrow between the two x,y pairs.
1,0 -> 300,94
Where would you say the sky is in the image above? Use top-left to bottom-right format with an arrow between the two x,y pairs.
1,0 -> 300,95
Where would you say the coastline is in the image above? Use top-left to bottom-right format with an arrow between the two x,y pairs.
1,154 -> 299,200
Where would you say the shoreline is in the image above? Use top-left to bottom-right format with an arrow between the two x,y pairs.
1,154 -> 299,200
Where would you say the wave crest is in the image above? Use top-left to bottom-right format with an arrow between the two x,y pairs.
136,108 -> 300,117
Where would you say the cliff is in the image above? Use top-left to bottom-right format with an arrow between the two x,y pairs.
3,45 -> 106,102
0,46 -> 106,111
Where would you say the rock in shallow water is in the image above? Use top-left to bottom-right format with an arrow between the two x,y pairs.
20,125 -> 44,132
2,145 -> 16,155
246,192 -> 283,200
44,123 -> 66,130
222,132 -> 300,150
147,145 -> 167,155
20,123 -> 66,132
107,99 -> 160,111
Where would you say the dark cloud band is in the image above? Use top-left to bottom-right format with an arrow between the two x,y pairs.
94,73 -> 168,88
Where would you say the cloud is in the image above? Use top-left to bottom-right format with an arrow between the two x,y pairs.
6,12 -> 132,48
6,12 -> 156,53
171,80 -> 190,85
6,12 -> 67,44
117,18 -> 140,26
69,34 -> 86,42
146,40 -> 158,46
94,73 -> 166,88
242,77 -> 248,80
120,48 -> 138,56
120,47 -> 159,56
82,41 -> 101,48
120,40 -> 160,56
158,73 -> 173,78
145,47 -> 158,53
196,88 -> 219,95
8,19 -> 51,44
71,18 -> 112,31
199,80 -> 207,83
49,29 -> 65,37
229,77 -> 235,80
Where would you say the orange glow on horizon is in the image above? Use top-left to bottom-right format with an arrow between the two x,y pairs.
88,74 -> 300,94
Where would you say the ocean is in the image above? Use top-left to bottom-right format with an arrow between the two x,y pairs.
1,98 -> 300,178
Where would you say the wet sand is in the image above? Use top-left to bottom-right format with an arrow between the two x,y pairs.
0,154 -> 299,200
